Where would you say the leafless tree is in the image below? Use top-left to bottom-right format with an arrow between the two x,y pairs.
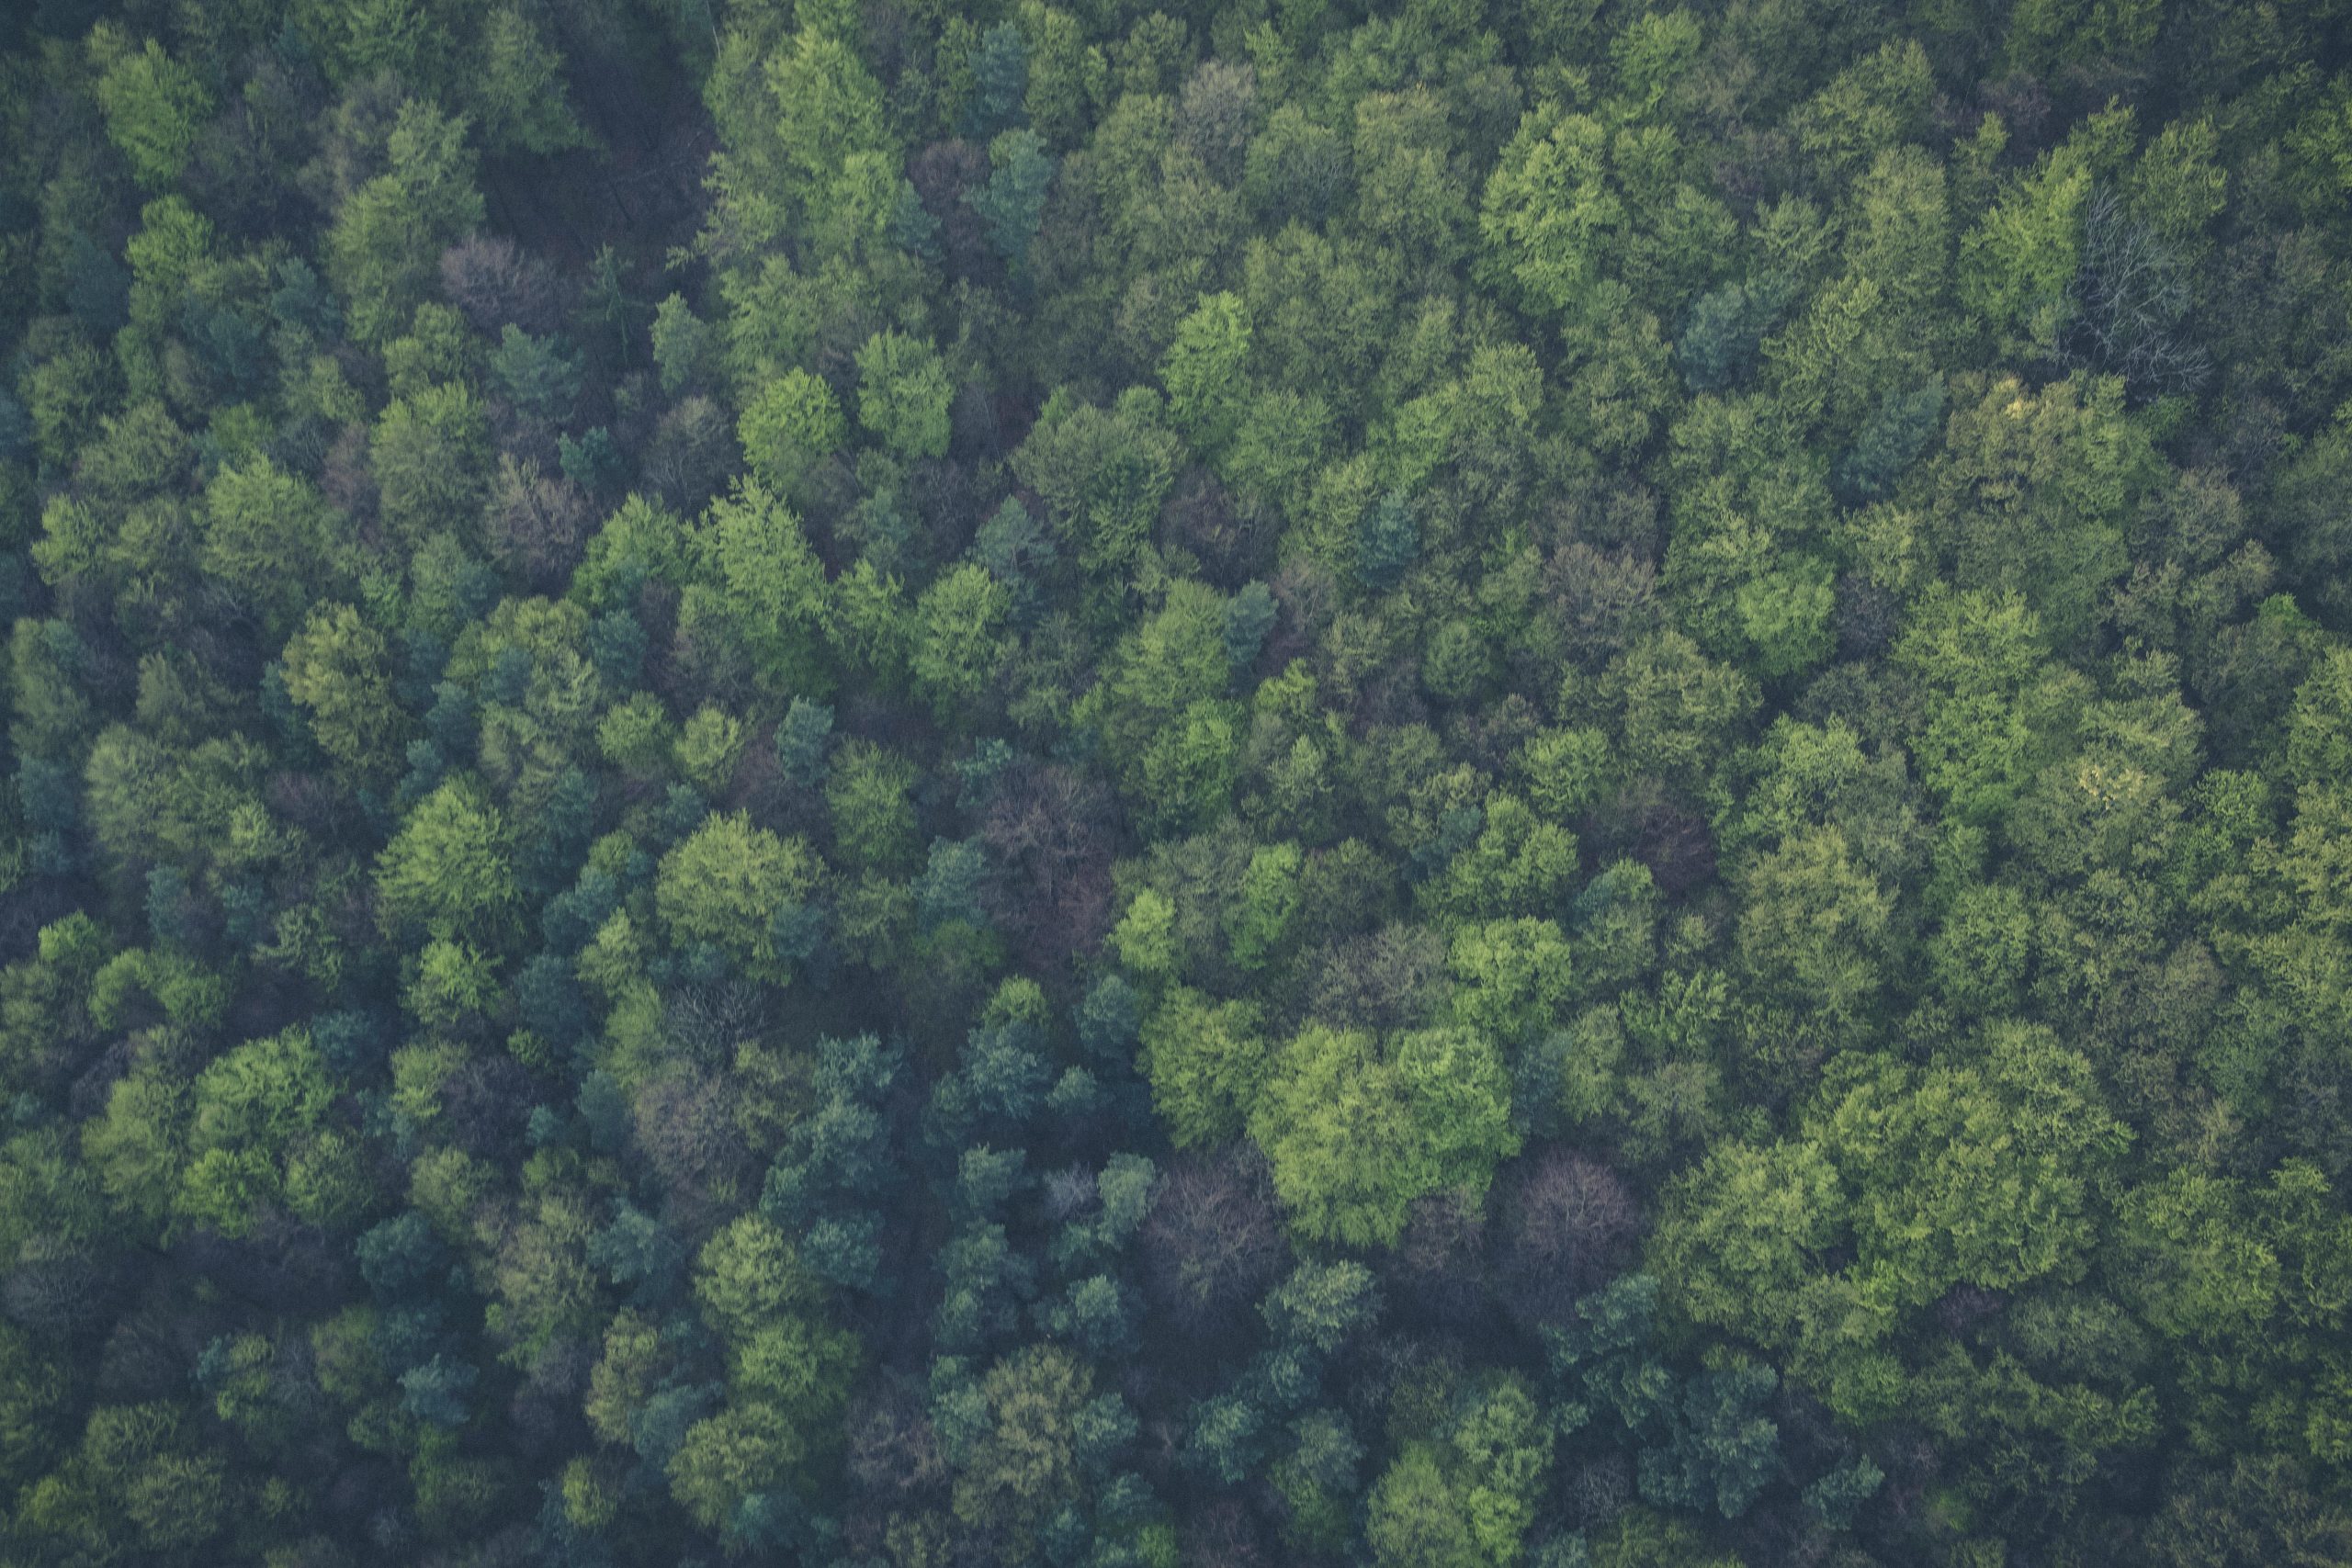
2061,187 -> 2211,400
484,455 -> 591,591
1139,1145 -> 1286,1339
439,234 -> 563,336
1494,1147 -> 1639,1328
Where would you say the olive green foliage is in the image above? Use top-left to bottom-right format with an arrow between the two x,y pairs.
5,2 -> 2352,1565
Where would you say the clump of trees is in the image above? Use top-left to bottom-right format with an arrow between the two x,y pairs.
0,0 -> 2348,1565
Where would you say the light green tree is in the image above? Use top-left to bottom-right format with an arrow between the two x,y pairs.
326,100 -> 486,344
910,564 -> 1012,724
1138,986 -> 1269,1148
281,604 -> 406,780
655,814 -> 822,982
91,29 -> 212,190
738,369 -> 845,495
376,780 -> 519,941
854,330 -> 954,459
1251,1024 -> 1516,1246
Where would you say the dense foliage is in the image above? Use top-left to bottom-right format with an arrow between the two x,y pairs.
3,0 -> 2352,1563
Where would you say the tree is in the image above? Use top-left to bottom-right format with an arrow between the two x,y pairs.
1823,1023 -> 2128,1307
775,697 -> 835,787
854,330 -> 954,459
1651,1138 -> 1847,1351
1354,88 -> 1470,269
1452,1377 -> 1554,1562
1608,631 -> 1760,793
950,1345 -> 1092,1548
1421,801 -> 1580,925
910,564 -> 1012,723
488,325 -> 582,423
1640,1362 -> 1781,1519
699,477 -> 832,696
1368,1443 -> 1483,1568
1227,841 -> 1301,969
971,129 -> 1056,272
739,369 -> 844,495
1479,107 -> 1619,321
1497,1148 -> 1639,1325
1354,489 -> 1420,592
768,27 -> 890,197
1447,918 -> 1577,1043
1138,1145 -> 1285,1334
1250,1024 -> 1517,1247
1011,394 -> 1180,576
1893,588 -> 2072,827
1161,292 -> 1253,455
827,741 -> 919,873
472,6 -> 591,154
656,814 -> 823,982
326,99 -> 486,344
695,1213 -> 820,1340
666,1403 -> 804,1533
281,604 -> 407,779
1928,372 -> 2156,647
85,1067 -> 186,1227
177,1026 -> 335,1236
376,779 -> 519,940
90,29 -> 212,190
1139,987 -> 1269,1149
2112,1170 -> 2278,1345
372,379 -> 493,546
201,457 -> 346,637
963,21 -> 1030,137
1078,580 -> 1234,811
1732,825 -> 1894,1069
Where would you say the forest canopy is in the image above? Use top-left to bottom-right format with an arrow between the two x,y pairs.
1,0 -> 2351,1564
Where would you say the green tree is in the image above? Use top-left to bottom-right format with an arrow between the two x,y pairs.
1139,986 -> 1269,1148
281,604 -> 406,779
972,128 -> 1056,271
85,1067 -> 186,1228
695,1212 -> 820,1339
1825,1023 -> 2130,1306
1368,1444 -> 1483,1568
1227,841 -> 1302,970
950,1344 -> 1094,1548
1894,587 -> 2076,827
910,564 -> 1012,724
472,6 -> 592,154
655,813 -> 823,982
1732,825 -> 1894,1068
90,29 -> 212,190
739,369 -> 845,495
770,28 -> 890,197
326,100 -> 486,344
200,457 -> 347,637
1652,1138 -> 1849,1351
376,779 -> 520,941
1448,918 -> 1577,1043
854,330 -> 954,460
697,477 -> 831,695
178,1027 -> 335,1237
1161,291 -> 1254,456
373,380 -> 493,546
1928,372 -> 2156,646
1371,1376 -> 1555,1566
1251,1024 -> 1517,1247
2112,1169 -> 2279,1345
1479,107 -> 1619,321
1012,393 -> 1181,576
666,1403 -> 804,1533
827,740 -> 920,874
